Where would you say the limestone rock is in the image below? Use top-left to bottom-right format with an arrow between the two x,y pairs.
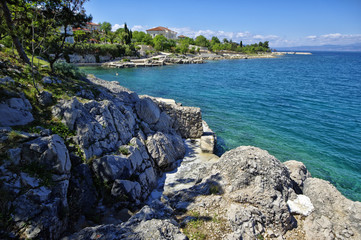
303,178 -> 361,240
52,97 -> 135,159
21,134 -> 71,175
64,203 -> 186,240
92,155 -> 133,183
146,132 -> 185,170
200,120 -> 216,153
136,97 -> 161,125
68,163 -> 98,225
0,76 -> 14,84
150,97 -> 203,138
284,160 -> 311,193
38,90 -> 53,106
111,179 -> 141,202
0,97 -> 34,126
287,194 -> 314,216
215,146 -> 295,233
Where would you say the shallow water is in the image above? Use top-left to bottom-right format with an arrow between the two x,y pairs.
81,52 -> 361,201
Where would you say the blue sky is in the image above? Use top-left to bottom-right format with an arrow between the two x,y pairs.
84,0 -> 361,47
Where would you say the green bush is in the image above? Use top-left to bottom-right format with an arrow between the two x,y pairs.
53,62 -> 85,79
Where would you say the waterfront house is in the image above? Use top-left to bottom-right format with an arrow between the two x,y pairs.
146,26 -> 177,39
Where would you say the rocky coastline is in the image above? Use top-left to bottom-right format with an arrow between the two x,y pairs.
0,65 -> 359,239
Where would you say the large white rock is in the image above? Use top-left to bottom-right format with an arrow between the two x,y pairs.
287,194 -> 314,216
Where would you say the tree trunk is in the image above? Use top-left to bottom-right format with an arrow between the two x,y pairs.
0,0 -> 30,64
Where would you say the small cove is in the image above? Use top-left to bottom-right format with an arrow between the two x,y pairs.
81,52 -> 361,201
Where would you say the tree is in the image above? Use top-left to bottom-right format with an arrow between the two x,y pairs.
122,23 -> 132,45
223,38 -> 229,43
132,31 -> 153,45
210,36 -> 220,48
39,0 -> 92,71
100,21 -> 111,34
0,0 -> 30,64
240,41 -> 243,48
195,35 -> 209,47
153,35 -> 175,52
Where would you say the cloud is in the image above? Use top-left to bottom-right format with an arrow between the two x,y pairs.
112,23 -> 124,32
302,33 -> 361,45
126,25 -> 361,47
132,25 -> 148,32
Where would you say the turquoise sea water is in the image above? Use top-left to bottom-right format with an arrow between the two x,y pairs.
81,52 -> 361,201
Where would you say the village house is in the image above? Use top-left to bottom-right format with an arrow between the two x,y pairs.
146,26 -> 177,39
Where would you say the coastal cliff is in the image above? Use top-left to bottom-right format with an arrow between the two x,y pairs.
0,61 -> 360,239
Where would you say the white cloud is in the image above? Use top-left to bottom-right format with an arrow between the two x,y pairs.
321,33 -> 342,38
123,25 -> 361,47
112,23 -> 124,32
301,33 -> 361,46
132,25 -> 148,32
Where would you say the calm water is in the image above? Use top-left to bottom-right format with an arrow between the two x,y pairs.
82,52 -> 361,201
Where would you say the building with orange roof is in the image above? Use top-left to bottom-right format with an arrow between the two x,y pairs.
146,26 -> 177,39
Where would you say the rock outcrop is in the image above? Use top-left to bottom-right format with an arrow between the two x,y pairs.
0,94 -> 34,126
1,70 -> 360,240
302,178 -> 361,240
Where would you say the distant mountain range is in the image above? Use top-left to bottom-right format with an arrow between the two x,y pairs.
276,43 -> 361,52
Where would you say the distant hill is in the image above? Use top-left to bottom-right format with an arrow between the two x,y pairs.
276,43 -> 361,52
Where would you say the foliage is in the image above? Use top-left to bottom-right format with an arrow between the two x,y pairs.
153,35 -> 176,51
119,146 -> 130,155
195,35 -> 210,48
132,31 -> 153,45
100,21 -> 112,34
53,61 -> 85,79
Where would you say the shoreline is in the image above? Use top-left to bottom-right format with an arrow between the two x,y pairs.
74,51 -> 311,69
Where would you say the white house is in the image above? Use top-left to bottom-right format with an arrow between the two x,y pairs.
60,25 -> 74,44
86,22 -> 101,31
146,26 -> 177,39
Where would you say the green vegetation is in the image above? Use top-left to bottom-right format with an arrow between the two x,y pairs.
209,184 -> 221,195
119,146 -> 130,156
53,62 -> 86,79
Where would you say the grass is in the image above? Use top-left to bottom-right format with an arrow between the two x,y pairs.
209,184 -> 221,195
118,146 -> 130,156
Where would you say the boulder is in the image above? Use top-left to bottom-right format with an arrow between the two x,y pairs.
0,97 -> 34,126
111,179 -> 141,202
64,203 -> 186,240
287,194 -> 314,216
284,160 -> 311,193
21,134 -> 71,175
92,155 -> 133,183
303,178 -> 361,240
52,98 -> 135,159
146,132 -> 185,170
214,146 -> 296,233
38,91 -> 53,106
0,76 -> 14,84
136,97 -> 161,125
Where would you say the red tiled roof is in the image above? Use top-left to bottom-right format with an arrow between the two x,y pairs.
87,22 -> 100,26
73,27 -> 90,31
146,26 -> 176,33
178,35 -> 187,38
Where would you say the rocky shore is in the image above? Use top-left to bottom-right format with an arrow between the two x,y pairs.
0,63 -> 360,239
100,52 -> 279,69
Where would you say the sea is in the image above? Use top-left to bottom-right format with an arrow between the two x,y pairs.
81,52 -> 361,201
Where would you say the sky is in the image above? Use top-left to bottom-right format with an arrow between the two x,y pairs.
84,0 -> 361,48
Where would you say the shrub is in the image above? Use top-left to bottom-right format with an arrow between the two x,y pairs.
53,62 -> 85,79
119,146 -> 130,155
